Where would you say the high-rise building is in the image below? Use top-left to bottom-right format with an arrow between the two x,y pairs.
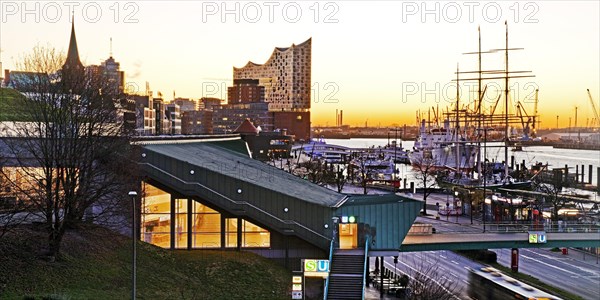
200,97 -> 223,110
212,102 -> 273,134
101,56 -> 124,95
233,38 -> 311,111
173,97 -> 197,112
227,79 -> 265,104
132,95 -> 156,135
165,103 -> 182,135
231,38 -> 311,140
182,110 -> 213,135
153,98 -> 171,135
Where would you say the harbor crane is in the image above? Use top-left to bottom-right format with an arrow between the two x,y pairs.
587,89 -> 599,128
516,101 -> 532,140
533,89 -> 539,136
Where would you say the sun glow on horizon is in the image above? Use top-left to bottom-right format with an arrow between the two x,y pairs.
2,1 -> 598,128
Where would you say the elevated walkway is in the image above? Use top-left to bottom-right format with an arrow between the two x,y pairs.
401,232 -> 600,252
395,191 -> 600,253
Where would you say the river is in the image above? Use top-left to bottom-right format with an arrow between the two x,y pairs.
322,138 -> 600,197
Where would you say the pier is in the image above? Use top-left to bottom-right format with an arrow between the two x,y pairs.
535,164 -> 600,193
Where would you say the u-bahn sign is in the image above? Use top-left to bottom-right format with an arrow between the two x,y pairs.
303,259 -> 330,278
528,231 -> 547,244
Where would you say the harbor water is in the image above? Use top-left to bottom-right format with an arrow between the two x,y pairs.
323,138 -> 600,197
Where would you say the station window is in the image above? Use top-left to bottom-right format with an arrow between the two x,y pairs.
192,202 -> 221,248
175,199 -> 188,249
225,218 -> 238,248
140,182 -> 171,248
243,220 -> 270,248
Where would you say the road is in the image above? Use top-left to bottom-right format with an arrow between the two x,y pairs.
373,250 -> 482,299
493,248 -> 600,300
372,248 -> 600,300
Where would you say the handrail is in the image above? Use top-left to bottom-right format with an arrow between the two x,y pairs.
323,238 -> 334,300
140,162 -> 332,242
361,236 -> 370,300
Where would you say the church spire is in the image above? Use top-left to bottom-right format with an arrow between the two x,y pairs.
64,15 -> 84,71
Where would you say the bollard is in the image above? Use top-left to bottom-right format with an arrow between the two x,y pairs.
511,156 -> 515,169
582,165 -> 585,184
576,165 -> 579,183
589,165 -> 593,184
565,165 -> 569,183
597,167 -> 600,192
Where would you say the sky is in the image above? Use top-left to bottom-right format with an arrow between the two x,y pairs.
1,1 -> 599,128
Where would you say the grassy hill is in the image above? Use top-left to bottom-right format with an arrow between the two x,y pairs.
0,88 -> 27,122
0,225 -> 291,299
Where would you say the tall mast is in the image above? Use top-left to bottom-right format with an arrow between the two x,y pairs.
456,63 -> 461,174
504,21 -> 509,178
477,26 -> 482,178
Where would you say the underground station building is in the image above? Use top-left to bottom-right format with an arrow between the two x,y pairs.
135,135 -> 422,269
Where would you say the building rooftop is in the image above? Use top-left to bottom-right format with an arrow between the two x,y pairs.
140,136 -> 346,207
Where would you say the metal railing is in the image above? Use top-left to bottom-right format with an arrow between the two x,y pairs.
323,238 -> 334,300
361,236 -> 370,300
423,220 -> 600,234
485,222 -> 600,233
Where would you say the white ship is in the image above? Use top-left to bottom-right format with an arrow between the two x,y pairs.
409,119 -> 479,171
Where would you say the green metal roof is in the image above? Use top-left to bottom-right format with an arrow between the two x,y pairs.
141,138 -> 345,207
205,138 -> 251,155
342,193 -> 421,206
336,193 -> 422,251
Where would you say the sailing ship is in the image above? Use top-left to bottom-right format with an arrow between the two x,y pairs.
429,23 -> 537,191
408,119 -> 479,171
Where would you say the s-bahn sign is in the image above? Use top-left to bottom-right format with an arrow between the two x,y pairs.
303,259 -> 330,278
528,231 -> 547,244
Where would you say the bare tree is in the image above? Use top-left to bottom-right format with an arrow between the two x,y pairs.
404,256 -> 461,300
351,155 -> 375,195
318,162 -> 348,193
297,158 -> 330,185
333,164 -> 347,193
412,155 -> 438,215
2,45 -> 134,258
534,169 -> 566,222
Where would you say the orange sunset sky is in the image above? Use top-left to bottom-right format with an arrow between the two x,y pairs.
1,1 -> 599,128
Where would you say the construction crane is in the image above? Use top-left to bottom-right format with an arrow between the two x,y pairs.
533,89 -> 539,136
515,102 -> 532,140
587,89 -> 599,128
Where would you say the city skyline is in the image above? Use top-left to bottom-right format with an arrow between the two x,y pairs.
1,1 -> 599,128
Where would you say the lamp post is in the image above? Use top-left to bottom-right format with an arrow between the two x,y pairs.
128,190 -> 138,300
454,191 -> 459,223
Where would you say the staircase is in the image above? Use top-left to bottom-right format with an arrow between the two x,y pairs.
327,249 -> 366,300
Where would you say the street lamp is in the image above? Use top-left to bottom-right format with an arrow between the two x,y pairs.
454,191 -> 459,223
470,200 -> 474,225
128,190 -> 138,300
